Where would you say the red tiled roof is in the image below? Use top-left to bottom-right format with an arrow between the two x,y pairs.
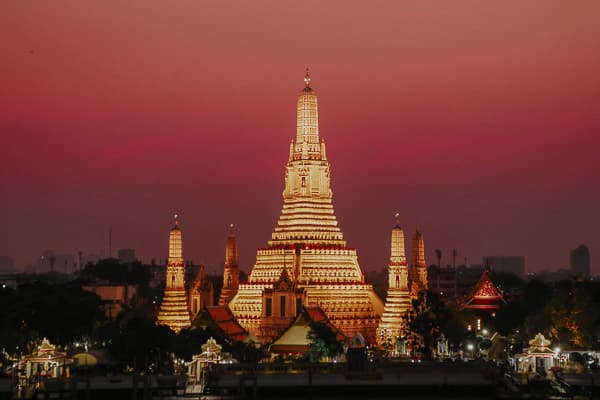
462,268 -> 506,310
204,306 -> 249,342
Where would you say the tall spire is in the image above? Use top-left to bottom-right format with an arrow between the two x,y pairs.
378,213 -> 412,348
411,228 -> 426,268
157,214 -> 191,332
225,223 -> 238,267
296,68 -> 319,144
410,227 -> 428,291
274,69 -> 339,244
219,224 -> 240,306
229,73 -> 384,343
168,213 -> 183,261
390,213 -> 406,264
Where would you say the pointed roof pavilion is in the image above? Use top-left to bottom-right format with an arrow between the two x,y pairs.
462,267 -> 506,311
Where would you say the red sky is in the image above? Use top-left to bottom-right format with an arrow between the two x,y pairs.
1,1 -> 599,274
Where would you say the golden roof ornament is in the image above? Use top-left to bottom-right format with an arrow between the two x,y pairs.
201,337 -> 223,353
304,67 -> 311,88
529,333 -> 552,353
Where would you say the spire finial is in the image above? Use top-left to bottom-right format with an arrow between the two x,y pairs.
229,223 -> 235,235
394,212 -> 400,226
304,67 -> 311,88
174,213 -> 179,227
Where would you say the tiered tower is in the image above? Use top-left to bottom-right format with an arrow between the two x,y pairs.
189,264 -> 214,320
157,215 -> 191,332
218,224 -> 240,305
229,71 -> 384,341
409,228 -> 428,295
377,214 -> 412,347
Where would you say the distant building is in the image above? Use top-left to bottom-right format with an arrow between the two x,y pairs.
117,248 -> 137,264
428,265 -> 458,301
80,254 -> 101,269
528,269 -> 573,283
483,256 -> 525,277
82,284 -> 137,319
570,245 -> 591,279
0,256 -> 15,273
36,250 -> 76,274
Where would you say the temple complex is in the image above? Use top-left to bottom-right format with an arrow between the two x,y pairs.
189,264 -> 214,320
218,225 -> 240,306
228,71 -> 383,342
157,215 -> 191,332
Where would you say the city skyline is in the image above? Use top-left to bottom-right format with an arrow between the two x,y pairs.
1,1 -> 599,273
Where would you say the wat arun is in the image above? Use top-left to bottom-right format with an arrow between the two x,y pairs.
228,72 -> 384,341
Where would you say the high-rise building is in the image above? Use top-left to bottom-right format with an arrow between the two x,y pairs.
228,72 -> 384,341
156,215 -> 191,332
483,256 -> 525,277
218,225 -> 240,305
570,245 -> 591,279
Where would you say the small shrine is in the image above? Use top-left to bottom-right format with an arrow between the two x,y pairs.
462,267 -> 505,311
20,338 -> 71,379
186,337 -> 230,396
269,307 -> 344,356
515,333 -> 558,374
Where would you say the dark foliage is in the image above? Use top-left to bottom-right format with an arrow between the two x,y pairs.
81,258 -> 150,285
0,282 -> 103,352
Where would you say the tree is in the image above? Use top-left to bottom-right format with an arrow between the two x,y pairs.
307,322 -> 343,362
81,259 -> 150,285
107,317 -> 174,372
0,282 -> 104,353
494,301 -> 528,335
404,290 -> 449,358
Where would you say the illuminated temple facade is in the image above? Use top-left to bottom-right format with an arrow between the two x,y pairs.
228,72 -> 384,341
377,217 -> 428,347
157,215 -> 191,332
